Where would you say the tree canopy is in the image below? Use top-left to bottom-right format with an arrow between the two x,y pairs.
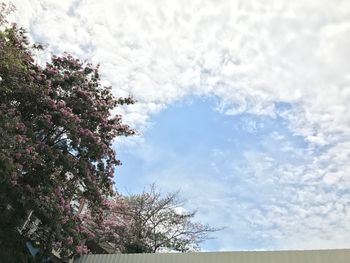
0,3 -> 134,261
82,185 -> 218,254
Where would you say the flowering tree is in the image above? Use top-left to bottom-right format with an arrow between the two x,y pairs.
83,186 -> 219,254
0,4 -> 134,261
120,186 -> 218,253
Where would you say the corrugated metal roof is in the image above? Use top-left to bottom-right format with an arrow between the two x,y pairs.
74,249 -> 350,263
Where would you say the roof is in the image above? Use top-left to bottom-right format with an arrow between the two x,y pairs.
74,249 -> 350,263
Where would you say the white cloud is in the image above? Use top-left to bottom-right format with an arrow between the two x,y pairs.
7,0 -> 350,131
5,0 -> 350,250
144,145 -> 350,250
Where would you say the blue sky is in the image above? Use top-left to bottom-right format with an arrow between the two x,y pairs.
116,97 -> 306,194
115,97 -> 315,250
8,0 -> 350,251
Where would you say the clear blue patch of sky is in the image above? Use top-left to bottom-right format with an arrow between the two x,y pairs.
115,96 -> 307,194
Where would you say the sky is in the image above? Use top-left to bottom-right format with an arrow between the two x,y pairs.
6,0 -> 350,251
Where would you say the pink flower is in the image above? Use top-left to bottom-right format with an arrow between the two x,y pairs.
61,216 -> 69,224
16,123 -> 26,132
15,135 -> 27,143
66,236 -> 73,245
64,203 -> 71,212
57,100 -> 66,108
47,99 -> 56,108
76,244 -> 89,255
25,146 -> 34,154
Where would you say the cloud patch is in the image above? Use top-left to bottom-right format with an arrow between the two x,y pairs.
8,0 -> 350,130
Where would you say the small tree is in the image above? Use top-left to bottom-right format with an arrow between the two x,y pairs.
0,4 -> 134,261
85,185 -> 219,253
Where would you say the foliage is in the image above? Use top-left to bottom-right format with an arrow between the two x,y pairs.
83,185 -> 218,254
79,193 -> 131,253
0,4 -> 134,261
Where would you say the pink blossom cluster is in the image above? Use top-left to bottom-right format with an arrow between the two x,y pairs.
16,122 -> 26,132
59,106 -> 80,123
45,67 -> 59,76
15,134 -> 28,143
75,244 -> 89,255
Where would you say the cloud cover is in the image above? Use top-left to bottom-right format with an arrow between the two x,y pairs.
8,0 -> 350,133
6,0 -> 350,250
